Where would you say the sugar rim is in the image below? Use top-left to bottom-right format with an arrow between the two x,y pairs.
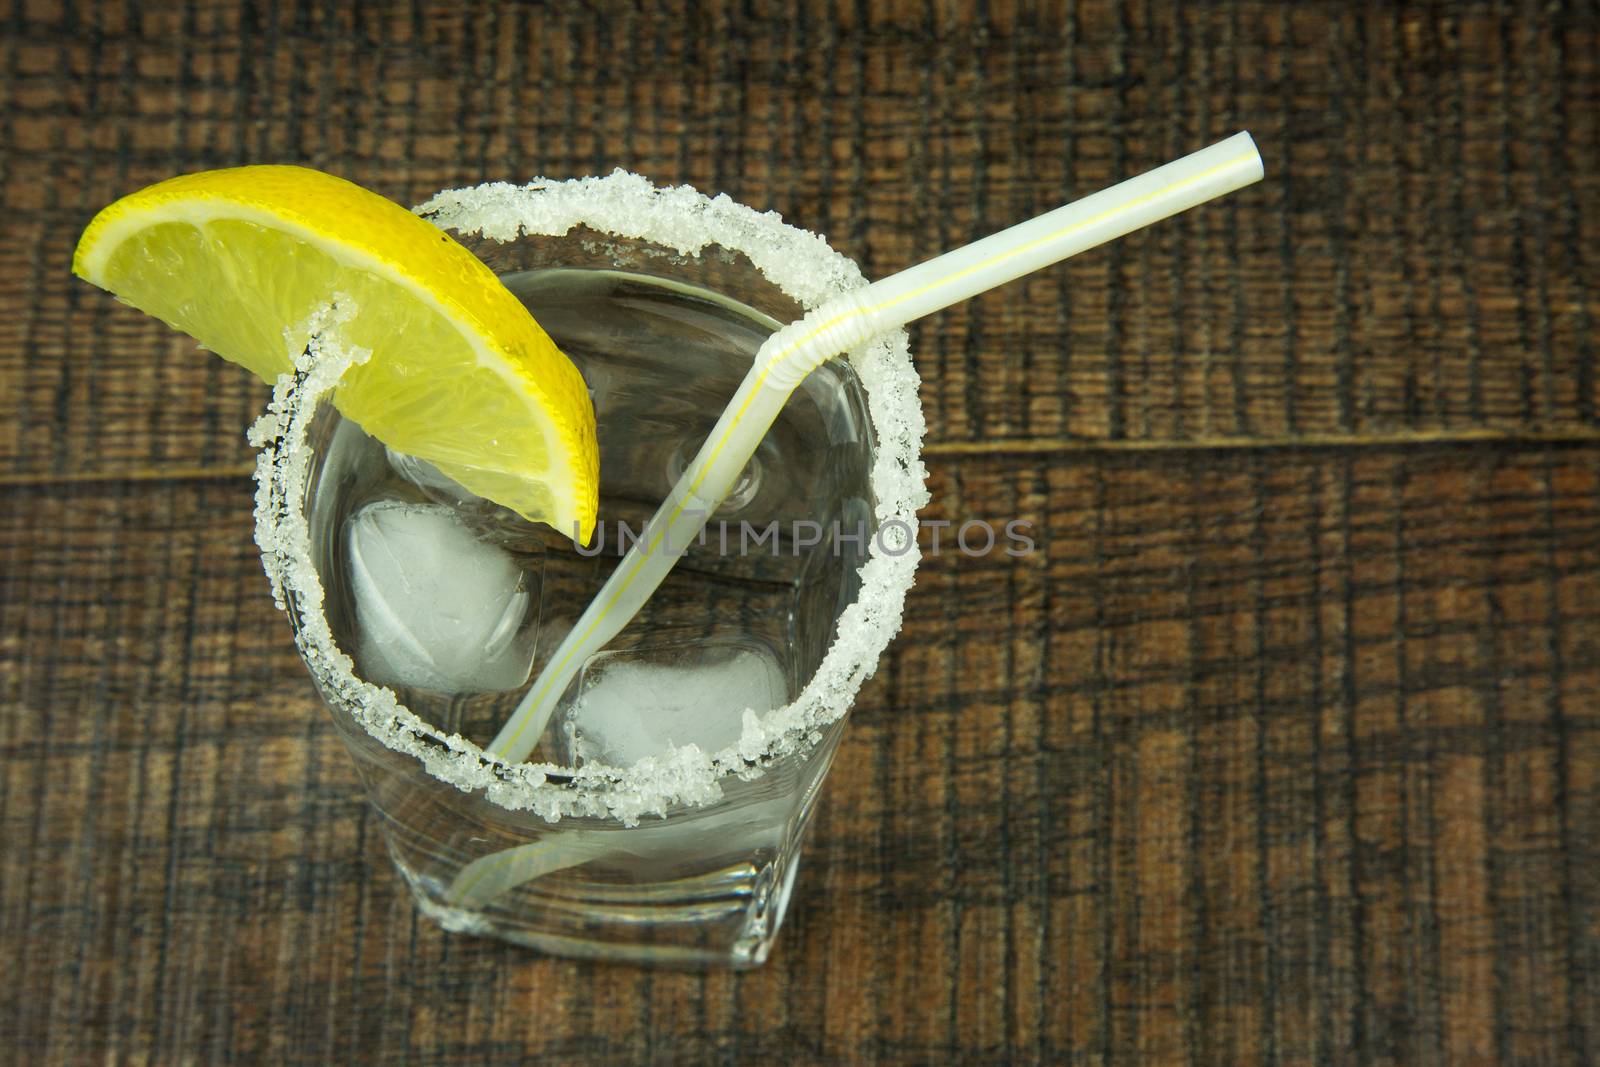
252,171 -> 929,824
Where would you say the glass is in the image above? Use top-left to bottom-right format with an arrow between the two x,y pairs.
252,174 -> 925,967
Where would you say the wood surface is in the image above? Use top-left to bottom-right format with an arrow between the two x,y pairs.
2,2 -> 1597,1064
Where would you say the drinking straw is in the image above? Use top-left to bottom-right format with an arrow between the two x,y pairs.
489,131 -> 1264,763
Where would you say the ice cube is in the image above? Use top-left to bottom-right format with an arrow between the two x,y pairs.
346,500 -> 537,693
564,642 -> 788,766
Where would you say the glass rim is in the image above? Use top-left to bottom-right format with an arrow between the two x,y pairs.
251,171 -> 928,823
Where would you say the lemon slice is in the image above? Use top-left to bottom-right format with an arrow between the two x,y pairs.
72,165 -> 598,541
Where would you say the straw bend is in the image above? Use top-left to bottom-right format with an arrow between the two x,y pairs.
756,289 -> 884,391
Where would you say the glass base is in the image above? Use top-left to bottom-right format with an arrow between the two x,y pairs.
323,678 -> 840,968
394,836 -> 805,967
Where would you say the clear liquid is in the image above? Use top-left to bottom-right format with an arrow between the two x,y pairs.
303,269 -> 877,961
312,268 -> 875,763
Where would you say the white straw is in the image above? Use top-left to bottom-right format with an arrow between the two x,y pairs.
488,132 -> 1264,762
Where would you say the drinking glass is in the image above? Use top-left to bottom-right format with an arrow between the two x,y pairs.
251,173 -> 926,967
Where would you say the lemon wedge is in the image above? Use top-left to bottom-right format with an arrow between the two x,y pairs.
72,165 -> 598,541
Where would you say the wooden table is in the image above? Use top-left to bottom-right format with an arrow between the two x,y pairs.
3,3 -> 1596,1063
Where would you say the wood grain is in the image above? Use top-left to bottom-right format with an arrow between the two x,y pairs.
2,1 -> 1597,1064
